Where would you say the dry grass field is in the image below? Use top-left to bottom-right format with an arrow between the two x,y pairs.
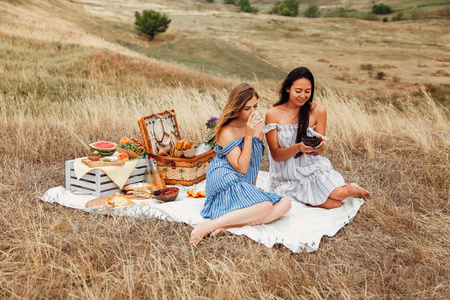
0,0 -> 449,299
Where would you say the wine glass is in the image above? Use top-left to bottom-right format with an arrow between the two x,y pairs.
253,109 -> 263,125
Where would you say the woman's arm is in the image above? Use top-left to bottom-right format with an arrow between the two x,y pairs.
219,113 -> 262,175
265,109 -> 303,162
310,104 -> 327,156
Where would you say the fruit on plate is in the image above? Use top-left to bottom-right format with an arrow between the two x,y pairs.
153,187 -> 179,202
120,137 -> 130,144
89,141 -> 117,157
186,189 -> 206,198
118,137 -> 144,156
119,152 -> 129,161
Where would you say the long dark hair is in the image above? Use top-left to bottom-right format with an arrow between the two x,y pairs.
274,67 -> 315,145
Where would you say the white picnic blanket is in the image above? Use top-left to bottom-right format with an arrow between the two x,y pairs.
41,171 -> 364,253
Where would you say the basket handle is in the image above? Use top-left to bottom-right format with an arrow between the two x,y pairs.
153,115 -> 172,146
147,153 -> 172,165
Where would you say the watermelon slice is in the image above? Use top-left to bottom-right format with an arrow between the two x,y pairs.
89,141 -> 117,157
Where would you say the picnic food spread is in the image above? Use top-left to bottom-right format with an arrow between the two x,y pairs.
121,182 -> 180,203
83,137 -> 144,167
173,140 -> 196,158
69,109 -> 216,206
89,141 -> 117,157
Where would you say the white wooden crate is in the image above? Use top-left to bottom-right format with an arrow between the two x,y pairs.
65,158 -> 146,198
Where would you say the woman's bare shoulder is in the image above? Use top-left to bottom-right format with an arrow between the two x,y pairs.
311,102 -> 327,116
217,125 -> 234,147
266,106 -> 283,123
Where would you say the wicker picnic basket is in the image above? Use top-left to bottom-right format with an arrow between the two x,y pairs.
137,109 -> 216,186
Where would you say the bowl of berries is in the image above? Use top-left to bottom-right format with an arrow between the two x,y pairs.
153,187 -> 180,203
301,136 -> 322,147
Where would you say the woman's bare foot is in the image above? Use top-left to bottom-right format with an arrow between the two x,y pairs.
350,183 -> 371,198
190,222 -> 213,246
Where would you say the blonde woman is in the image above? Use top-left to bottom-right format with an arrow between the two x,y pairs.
190,83 -> 291,246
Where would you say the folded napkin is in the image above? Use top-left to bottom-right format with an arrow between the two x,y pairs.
74,158 -> 139,189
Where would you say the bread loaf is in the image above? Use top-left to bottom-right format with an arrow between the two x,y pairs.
175,140 -> 185,150
106,193 -> 135,208
183,141 -> 192,150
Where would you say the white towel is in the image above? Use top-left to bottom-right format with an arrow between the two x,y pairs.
41,171 -> 364,253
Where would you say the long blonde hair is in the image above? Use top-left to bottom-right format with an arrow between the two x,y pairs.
215,83 -> 259,142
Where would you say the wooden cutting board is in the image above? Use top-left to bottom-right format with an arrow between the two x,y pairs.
85,196 -> 136,208
81,158 -> 125,168
85,197 -> 109,208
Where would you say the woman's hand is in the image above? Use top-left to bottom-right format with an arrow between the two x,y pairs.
295,138 -> 324,156
246,112 -> 264,138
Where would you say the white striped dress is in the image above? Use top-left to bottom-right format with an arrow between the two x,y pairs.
264,123 -> 346,206
201,137 -> 282,220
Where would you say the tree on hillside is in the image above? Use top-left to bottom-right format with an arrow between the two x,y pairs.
304,4 -> 320,18
372,4 -> 393,15
269,0 -> 299,17
238,0 -> 258,13
224,0 -> 236,4
135,10 -> 171,41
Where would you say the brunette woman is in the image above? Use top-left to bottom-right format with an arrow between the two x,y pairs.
190,83 -> 291,246
264,67 -> 370,209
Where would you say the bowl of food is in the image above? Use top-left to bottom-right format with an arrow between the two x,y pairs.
301,136 -> 322,147
153,187 -> 179,202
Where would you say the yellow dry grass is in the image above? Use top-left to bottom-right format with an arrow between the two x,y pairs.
0,0 -> 449,298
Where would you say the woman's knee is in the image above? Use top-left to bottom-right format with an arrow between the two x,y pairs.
279,197 -> 292,213
258,201 -> 274,216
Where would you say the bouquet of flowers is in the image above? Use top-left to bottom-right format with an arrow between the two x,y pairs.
204,115 -> 219,148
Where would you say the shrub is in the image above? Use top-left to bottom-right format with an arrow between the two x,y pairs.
134,10 -> 171,41
269,0 -> 299,17
392,12 -> 405,21
324,7 -> 347,18
304,4 -> 320,18
238,0 -> 258,13
372,4 -> 393,15
207,0 -> 214,2
377,71 -> 386,80
383,17 -> 388,22
410,6 -> 421,20
357,12 -> 379,21
360,63 -> 373,70
224,0 -> 236,4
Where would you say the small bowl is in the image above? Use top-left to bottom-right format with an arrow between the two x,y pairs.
154,187 -> 179,203
301,136 -> 322,147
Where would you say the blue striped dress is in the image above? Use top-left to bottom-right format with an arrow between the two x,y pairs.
201,137 -> 283,220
